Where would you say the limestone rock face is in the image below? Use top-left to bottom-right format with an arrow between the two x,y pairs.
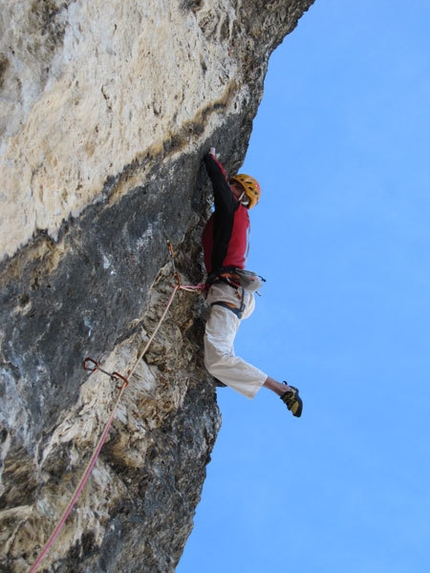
0,1 -> 315,571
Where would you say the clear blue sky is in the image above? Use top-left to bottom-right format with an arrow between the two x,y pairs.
178,1 -> 430,571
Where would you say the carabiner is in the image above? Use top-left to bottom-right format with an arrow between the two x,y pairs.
83,357 -> 99,372
111,371 -> 129,389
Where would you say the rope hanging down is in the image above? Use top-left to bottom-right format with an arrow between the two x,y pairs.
28,373 -> 127,573
29,241 -> 204,573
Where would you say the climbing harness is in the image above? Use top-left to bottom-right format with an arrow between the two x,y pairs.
28,241 -> 203,573
205,265 -> 265,319
207,266 -> 265,293
206,267 -> 242,289
206,269 -> 242,317
210,287 -> 246,319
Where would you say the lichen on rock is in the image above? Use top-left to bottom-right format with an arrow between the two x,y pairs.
0,0 -> 315,571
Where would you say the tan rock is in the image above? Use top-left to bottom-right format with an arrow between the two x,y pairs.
0,1 -> 315,571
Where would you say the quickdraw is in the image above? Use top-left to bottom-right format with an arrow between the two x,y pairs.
83,357 -> 129,389
29,239 -> 204,572
167,239 -> 181,288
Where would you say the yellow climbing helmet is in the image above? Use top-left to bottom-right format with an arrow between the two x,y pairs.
230,174 -> 261,209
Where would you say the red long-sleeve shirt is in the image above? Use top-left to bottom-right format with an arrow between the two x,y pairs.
202,153 -> 249,275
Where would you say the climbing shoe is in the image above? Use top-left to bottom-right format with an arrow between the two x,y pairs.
280,383 -> 303,418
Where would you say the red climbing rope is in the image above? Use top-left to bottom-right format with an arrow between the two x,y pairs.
29,378 -> 127,573
28,242 -> 203,572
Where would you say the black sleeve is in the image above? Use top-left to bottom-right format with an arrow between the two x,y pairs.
203,153 -> 239,273
203,153 -> 238,217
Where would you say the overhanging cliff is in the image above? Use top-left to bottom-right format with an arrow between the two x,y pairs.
0,1 -> 315,571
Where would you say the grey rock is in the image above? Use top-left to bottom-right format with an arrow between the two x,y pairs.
0,1 -> 315,571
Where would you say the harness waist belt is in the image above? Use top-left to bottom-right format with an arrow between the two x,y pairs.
207,267 -> 242,289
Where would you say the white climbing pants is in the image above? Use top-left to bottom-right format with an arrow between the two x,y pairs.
204,282 -> 267,399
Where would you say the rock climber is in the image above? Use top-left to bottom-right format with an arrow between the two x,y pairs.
202,147 -> 303,417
